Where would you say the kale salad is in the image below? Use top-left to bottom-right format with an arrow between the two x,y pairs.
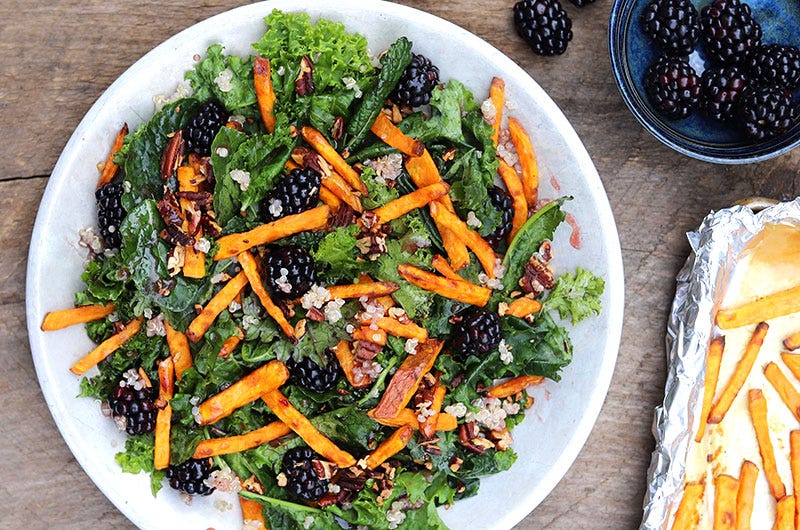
42,9 -> 605,530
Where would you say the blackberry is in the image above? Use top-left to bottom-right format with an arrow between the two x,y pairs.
184,100 -> 228,156
96,182 -> 126,250
281,446 -> 329,502
700,0 -> 762,66
643,55 -> 701,120
389,54 -> 440,108
700,66 -> 748,121
485,187 -> 514,249
738,85 -> 798,141
166,458 -> 215,496
450,308 -> 502,356
513,0 -> 573,57
261,244 -> 317,300
288,350 -> 341,392
261,168 -> 322,222
107,380 -> 156,436
746,44 -> 800,90
640,0 -> 701,56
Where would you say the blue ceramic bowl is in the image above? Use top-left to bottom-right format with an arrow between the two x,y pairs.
609,0 -> 800,164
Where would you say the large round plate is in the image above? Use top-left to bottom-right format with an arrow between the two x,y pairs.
26,1 -> 624,528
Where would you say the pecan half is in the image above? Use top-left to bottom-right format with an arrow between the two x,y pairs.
160,130 -> 184,180
295,55 -> 315,96
519,253 -> 555,296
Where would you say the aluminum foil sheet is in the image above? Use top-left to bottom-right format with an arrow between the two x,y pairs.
641,198 -> 800,530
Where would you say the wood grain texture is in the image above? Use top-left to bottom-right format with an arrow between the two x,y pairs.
4,0 -> 800,529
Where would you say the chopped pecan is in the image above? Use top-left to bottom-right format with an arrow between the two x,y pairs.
161,224 -> 195,247
184,201 -> 202,237
316,492 -> 338,507
166,245 -> 185,276
331,116 -> 344,141
200,215 -> 222,239
176,190 -> 213,206
330,204 -> 356,228
242,475 -> 264,494
354,340 -> 382,361
311,459 -> 337,480
519,253 -> 555,296
157,188 -> 183,227
160,130 -> 184,180
295,55 -> 315,96
306,306 -> 325,322
537,240 -> 553,263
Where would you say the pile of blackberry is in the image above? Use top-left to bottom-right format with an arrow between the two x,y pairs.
449,308 -> 502,357
390,53 -> 440,108
96,182 -> 126,251
107,379 -> 157,436
261,244 -> 318,300
281,446 -> 330,502
484,187 -> 515,250
261,168 -> 322,222
288,349 -> 341,392
184,100 -> 228,157
166,458 -> 216,496
639,0 -> 799,141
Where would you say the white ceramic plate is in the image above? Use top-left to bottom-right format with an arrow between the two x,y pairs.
26,1 -> 624,528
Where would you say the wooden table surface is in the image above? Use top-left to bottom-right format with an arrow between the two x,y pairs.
3,1 -> 799,528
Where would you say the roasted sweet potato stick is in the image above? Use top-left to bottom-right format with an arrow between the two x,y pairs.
218,328 -> 244,358
420,384 -> 446,439
238,250 -> 296,340
708,322 -> 769,424
193,421 -> 291,458
198,360 -> 289,425
368,407 -> 458,431
318,186 -> 342,210
301,126 -> 367,194
430,254 -> 463,282
357,274 -> 396,311
489,77 -> 505,146
365,425 -> 414,469
487,375 -> 545,399
781,353 -> 800,384
186,271 -> 249,342
429,201 -> 498,278
214,205 -> 330,260
97,123 -> 128,189
352,326 -> 387,346
791,431 -> 800,530
672,480 -> 704,530
326,281 -> 400,300
504,297 -> 543,320
177,165 -> 205,279
70,318 -> 143,375
714,474 -> 739,530
784,332 -> 800,351
508,117 -> 539,206
371,182 -> 450,224
736,460 -> 758,530
372,339 -> 443,419
748,388 -> 786,499
332,340 -> 370,389
253,56 -> 276,133
370,112 -> 424,157
154,357 -> 174,470
164,320 -> 192,380
374,317 -> 428,341
262,389 -> 356,467
41,303 -> 115,331
397,264 -> 491,307
717,285 -> 800,329
321,172 -> 363,212
775,496 -> 795,530
498,160 -> 528,242
239,497 -> 267,530
696,336 -> 725,442
765,362 -> 800,420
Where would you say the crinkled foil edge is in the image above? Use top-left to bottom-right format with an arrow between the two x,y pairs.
641,198 -> 800,530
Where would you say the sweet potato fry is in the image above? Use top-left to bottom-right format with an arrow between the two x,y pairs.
504,297 -> 543,320
498,159 -> 528,242
154,357 -> 174,470
371,182 -> 450,224
70,318 -> 143,375
487,375 -> 545,399
429,201 -> 498,278
254,56 -> 276,133
748,388 -> 786,499
193,421 -> 291,458
430,254 -> 463,282
372,340 -> 443,419
352,325 -> 387,346
97,123 -> 128,188
332,340 -> 369,389
164,320 -> 192,380
765,362 -> 800,421
782,353 -> 800,384
374,317 -> 428,341
185,271 -> 249,342
356,274 -> 396,311
365,425 -> 414,469
696,336 -> 725,442
369,407 -> 458,431
419,384 -> 446,439
708,322 -> 769,424
736,460 -> 758,530
239,497 -> 267,530
177,165 -> 205,279
214,205 -> 330,260
489,77 -> 505,146
318,186 -> 342,210
41,303 -> 115,331
321,172 -> 363,212
301,126 -> 367,194
370,112 -> 424,157
198,360 -> 289,425
672,480 -> 704,530
775,496 -> 795,530
397,264 -> 491,307
238,250 -> 296,340
508,117 -> 539,206
791,431 -> 800,529
327,281 -> 399,300
218,328 -> 244,358
262,389 -> 356,467
714,474 -> 739,530
717,285 -> 800,329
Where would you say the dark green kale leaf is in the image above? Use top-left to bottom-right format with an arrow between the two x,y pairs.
447,152 -> 502,237
184,44 -> 256,111
311,224 -> 361,283
500,312 -> 572,381
370,239 -> 434,320
115,433 -> 165,495
543,267 -> 605,324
